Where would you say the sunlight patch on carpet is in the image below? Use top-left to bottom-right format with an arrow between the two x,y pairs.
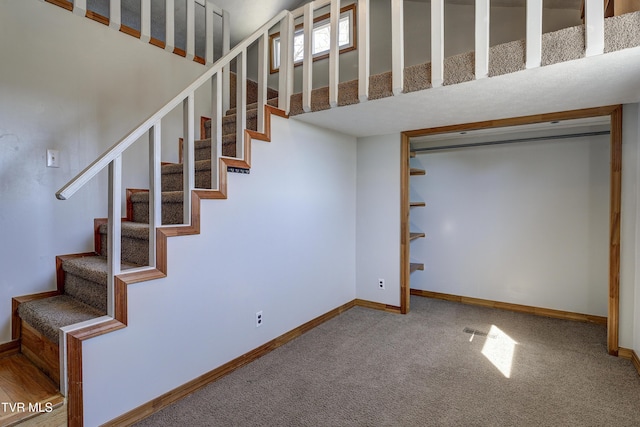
481,325 -> 517,378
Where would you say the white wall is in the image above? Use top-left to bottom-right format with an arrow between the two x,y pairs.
409,134 -> 611,317
80,116 -> 357,425
0,1 -> 211,342
356,134 -> 401,307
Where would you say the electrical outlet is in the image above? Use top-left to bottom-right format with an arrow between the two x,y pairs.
378,278 -> 385,290
256,311 -> 263,328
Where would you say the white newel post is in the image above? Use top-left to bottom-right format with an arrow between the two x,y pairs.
475,0 -> 490,79
431,0 -> 444,87
141,0 -> 151,43
358,0 -> 370,102
329,0 -> 340,107
110,0 -> 121,30
183,95 -> 195,224
391,0 -> 404,95
166,0 -> 175,52
149,123 -> 162,267
303,2 -> 315,113
585,0 -> 605,56
107,157 -> 122,317
525,0 -> 542,69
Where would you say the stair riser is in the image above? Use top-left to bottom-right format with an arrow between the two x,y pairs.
206,115 -> 257,139
195,142 -> 236,161
64,273 -> 107,314
162,170 -> 212,192
131,201 -> 184,225
99,234 -> 149,267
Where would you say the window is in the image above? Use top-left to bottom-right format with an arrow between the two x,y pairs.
270,3 -> 357,73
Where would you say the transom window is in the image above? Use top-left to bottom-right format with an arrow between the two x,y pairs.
270,4 -> 357,73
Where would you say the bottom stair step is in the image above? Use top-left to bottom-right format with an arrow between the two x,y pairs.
18,295 -> 104,345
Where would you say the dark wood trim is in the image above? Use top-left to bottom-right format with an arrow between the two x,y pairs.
126,188 -> 149,221
66,105 -> 288,425
400,134 -> 410,314
634,350 -> 640,376
355,299 -> 402,314
201,116 -> 210,139
120,25 -> 141,39
103,299 -> 356,426
149,37 -> 166,49
45,0 -> 73,11
608,105 -> 623,356
401,105 -> 622,355
269,3 -> 358,74
194,56 -> 206,65
21,322 -> 60,387
618,347 -> 640,376
173,47 -> 187,58
0,340 -> 20,359
85,11 -> 109,26
411,289 -> 608,324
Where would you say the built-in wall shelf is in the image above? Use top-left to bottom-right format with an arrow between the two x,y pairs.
410,201 -> 426,207
410,168 -> 426,176
410,232 -> 425,241
410,263 -> 424,273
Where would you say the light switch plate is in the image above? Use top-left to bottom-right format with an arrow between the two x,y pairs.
47,149 -> 60,168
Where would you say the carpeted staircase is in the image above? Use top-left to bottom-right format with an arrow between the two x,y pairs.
14,75 -> 280,389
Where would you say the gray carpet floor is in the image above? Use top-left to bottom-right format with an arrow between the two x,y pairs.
134,296 -> 640,426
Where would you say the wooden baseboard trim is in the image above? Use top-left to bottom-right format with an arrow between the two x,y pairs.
103,299 -> 356,426
12,291 -> 62,341
619,347 -> 640,375
355,299 -> 402,314
411,289 -> 608,325
45,0 -> 73,11
0,340 -> 20,359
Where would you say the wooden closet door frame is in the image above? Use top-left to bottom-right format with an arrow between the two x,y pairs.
400,105 -> 622,355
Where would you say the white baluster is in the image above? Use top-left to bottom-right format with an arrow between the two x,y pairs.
236,50 -> 247,160
329,0 -> 341,107
107,156 -> 122,317
303,2 -> 315,113
431,0 -> 444,88
391,0 -> 404,95
205,0 -> 215,64
526,0 -> 543,69
110,0 -> 121,30
358,0 -> 370,102
475,0 -> 490,79
141,0 -> 151,43
73,0 -> 86,16
183,95 -> 195,224
149,122 -> 162,266
222,9 -> 231,115
186,0 -> 195,60
212,72 -> 222,188
279,13 -> 294,114
585,0 -> 604,56
166,0 -> 175,52
257,32 -> 269,133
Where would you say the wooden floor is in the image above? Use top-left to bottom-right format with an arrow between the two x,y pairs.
0,354 -> 65,426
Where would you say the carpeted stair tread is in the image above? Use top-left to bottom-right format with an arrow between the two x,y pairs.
18,295 -> 104,345
162,159 -> 212,174
98,221 -> 150,240
97,222 -> 151,266
63,255 -> 140,284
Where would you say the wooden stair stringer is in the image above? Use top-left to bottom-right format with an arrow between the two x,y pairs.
65,103 -> 288,426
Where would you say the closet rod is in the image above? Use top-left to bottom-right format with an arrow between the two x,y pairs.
413,130 -> 610,153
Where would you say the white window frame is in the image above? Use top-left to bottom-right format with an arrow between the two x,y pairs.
270,3 -> 357,73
